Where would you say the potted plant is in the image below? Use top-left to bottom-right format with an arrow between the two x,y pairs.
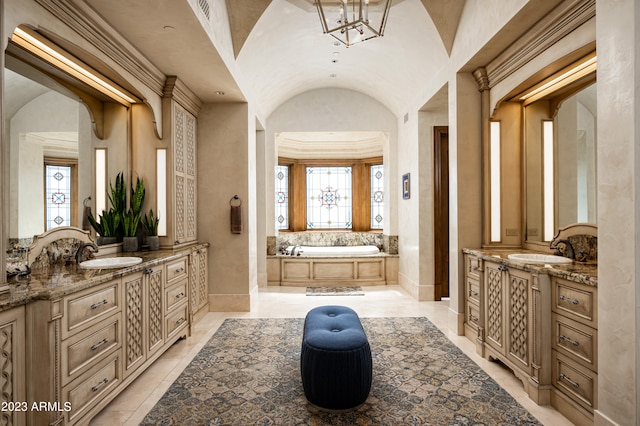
141,209 -> 160,250
108,172 -> 127,239
88,209 -> 120,245
122,209 -> 141,252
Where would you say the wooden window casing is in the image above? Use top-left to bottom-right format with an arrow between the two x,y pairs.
278,156 -> 382,232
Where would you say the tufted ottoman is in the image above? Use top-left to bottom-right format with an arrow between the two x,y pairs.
300,305 -> 372,411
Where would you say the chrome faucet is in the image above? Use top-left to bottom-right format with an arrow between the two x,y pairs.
75,242 -> 98,264
290,245 -> 301,256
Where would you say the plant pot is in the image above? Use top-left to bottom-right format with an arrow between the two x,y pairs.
97,236 -> 118,246
146,235 -> 160,251
122,236 -> 139,252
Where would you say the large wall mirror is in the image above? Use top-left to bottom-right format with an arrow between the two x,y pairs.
524,74 -> 597,243
3,25 -> 132,247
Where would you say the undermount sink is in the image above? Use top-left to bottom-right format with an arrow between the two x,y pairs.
507,253 -> 573,265
79,256 -> 143,269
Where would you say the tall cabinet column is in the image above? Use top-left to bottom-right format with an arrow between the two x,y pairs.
161,77 -> 202,248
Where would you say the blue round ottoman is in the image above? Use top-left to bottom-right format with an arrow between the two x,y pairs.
300,305 -> 372,411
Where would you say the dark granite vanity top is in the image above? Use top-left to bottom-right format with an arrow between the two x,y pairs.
462,248 -> 597,287
2,243 -> 208,312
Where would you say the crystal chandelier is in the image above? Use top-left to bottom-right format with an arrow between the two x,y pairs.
315,0 -> 392,47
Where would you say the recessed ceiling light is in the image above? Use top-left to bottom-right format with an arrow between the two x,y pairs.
215,91 -> 225,96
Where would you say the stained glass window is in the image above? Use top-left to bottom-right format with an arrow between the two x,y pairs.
306,166 -> 352,229
46,164 -> 72,230
275,165 -> 289,230
370,164 -> 384,229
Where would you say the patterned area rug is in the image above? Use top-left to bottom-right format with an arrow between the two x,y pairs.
306,286 -> 364,296
141,317 -> 541,425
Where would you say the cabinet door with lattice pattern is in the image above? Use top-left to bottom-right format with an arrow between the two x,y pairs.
506,267 -> 531,371
484,261 -> 504,353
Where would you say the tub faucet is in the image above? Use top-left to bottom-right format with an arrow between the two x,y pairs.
290,245 -> 301,256
551,239 -> 575,260
75,242 -> 98,264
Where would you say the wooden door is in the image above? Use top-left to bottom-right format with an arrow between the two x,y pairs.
434,126 -> 449,299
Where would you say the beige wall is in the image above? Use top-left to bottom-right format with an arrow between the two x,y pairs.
197,102 -> 255,311
596,1 -> 639,424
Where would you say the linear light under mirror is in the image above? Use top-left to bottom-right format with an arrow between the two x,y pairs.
4,28 -> 131,249
524,80 -> 597,243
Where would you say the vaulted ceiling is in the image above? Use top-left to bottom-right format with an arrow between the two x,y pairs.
85,0 -> 466,118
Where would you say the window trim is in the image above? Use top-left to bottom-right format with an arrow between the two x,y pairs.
278,156 -> 383,232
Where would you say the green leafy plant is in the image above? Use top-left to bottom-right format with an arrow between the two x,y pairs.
108,172 -> 127,217
122,209 -> 141,238
130,176 -> 145,217
88,209 -> 120,237
141,209 -> 160,236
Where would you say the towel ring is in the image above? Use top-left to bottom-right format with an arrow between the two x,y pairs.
83,196 -> 91,207
229,195 -> 242,206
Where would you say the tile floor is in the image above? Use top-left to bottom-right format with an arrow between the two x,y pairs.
90,285 -> 574,425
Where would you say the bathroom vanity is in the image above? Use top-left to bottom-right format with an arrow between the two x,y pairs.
2,240 -> 208,425
463,248 -> 597,426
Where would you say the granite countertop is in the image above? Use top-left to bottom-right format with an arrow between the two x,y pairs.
2,243 -> 209,312
462,247 -> 597,287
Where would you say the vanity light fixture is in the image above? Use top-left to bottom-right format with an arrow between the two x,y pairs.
10,26 -> 138,106
316,0 -> 392,47
519,55 -> 597,105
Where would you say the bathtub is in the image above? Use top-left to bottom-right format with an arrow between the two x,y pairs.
285,245 -> 380,257
269,245 -> 398,287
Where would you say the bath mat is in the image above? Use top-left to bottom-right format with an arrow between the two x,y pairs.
306,286 -> 364,296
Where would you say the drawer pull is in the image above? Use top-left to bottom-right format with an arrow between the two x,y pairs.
174,267 -> 185,274
559,295 -> 579,305
468,314 -> 478,322
559,373 -> 580,389
144,268 -> 153,275
90,300 -> 108,310
498,265 -> 508,272
469,290 -> 479,297
175,317 -> 186,326
559,335 -> 580,346
91,338 -> 109,351
91,378 -> 109,392
175,292 -> 185,299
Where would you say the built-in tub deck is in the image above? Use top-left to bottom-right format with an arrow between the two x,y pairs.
267,246 -> 399,287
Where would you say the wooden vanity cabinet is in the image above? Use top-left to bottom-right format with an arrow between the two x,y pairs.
481,260 -> 551,404
25,251 -> 197,425
463,254 -> 484,355
0,305 -> 26,426
550,277 -> 598,425
189,247 -> 209,325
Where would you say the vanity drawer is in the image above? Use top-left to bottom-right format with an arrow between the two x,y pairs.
465,254 -> 482,280
552,278 -> 597,328
165,279 -> 188,312
552,313 -> 597,371
62,279 -> 121,338
64,352 -> 121,423
166,257 -> 188,284
62,314 -> 121,384
166,304 -> 188,340
466,277 -> 481,304
552,351 -> 597,412
466,301 -> 480,329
